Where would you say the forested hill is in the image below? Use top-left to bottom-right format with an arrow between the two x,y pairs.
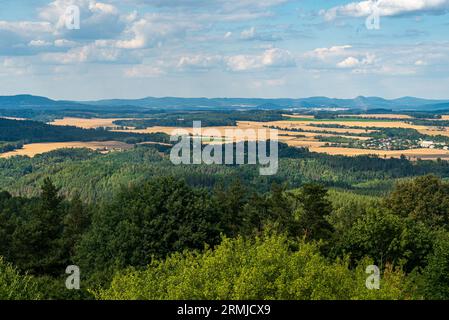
2,144 -> 449,202
2,170 -> 449,300
2,94 -> 449,111
0,118 -> 169,144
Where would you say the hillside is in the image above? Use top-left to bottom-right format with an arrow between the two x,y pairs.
2,95 -> 449,112
0,118 -> 169,144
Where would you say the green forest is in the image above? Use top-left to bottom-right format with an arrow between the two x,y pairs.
0,118 -> 169,146
1,143 -> 449,300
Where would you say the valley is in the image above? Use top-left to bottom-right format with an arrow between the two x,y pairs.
33,112 -> 449,160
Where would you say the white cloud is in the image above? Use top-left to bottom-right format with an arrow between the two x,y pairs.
39,0 -> 126,40
42,44 -> 140,64
241,26 -> 256,39
29,40 -> 53,47
251,78 -> 286,88
177,55 -> 223,70
337,53 -> 376,68
0,21 -> 54,55
54,39 -> 78,47
133,0 -> 288,12
262,48 -> 295,67
1,57 -> 32,76
227,48 -> 295,71
0,21 -> 53,35
322,0 -> 449,21
240,26 -> 282,41
307,45 -> 353,59
337,56 -> 360,68
95,13 -> 195,49
124,65 -> 165,78
415,59 -> 427,66
227,55 -> 260,71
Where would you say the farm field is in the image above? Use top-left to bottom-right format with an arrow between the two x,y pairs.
0,141 -> 132,158
339,114 -> 413,119
308,146 -> 449,159
26,114 -> 449,160
49,117 -> 138,129
272,118 -> 449,138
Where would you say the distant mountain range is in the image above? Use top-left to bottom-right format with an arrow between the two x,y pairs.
1,94 -> 449,111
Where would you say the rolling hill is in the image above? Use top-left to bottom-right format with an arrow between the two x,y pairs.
0,94 -> 449,111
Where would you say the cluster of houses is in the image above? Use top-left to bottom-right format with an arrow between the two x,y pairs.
419,140 -> 449,150
356,138 -> 449,151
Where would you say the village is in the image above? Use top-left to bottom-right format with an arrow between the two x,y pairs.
329,137 -> 449,151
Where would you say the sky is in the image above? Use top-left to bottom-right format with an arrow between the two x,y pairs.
0,0 -> 449,100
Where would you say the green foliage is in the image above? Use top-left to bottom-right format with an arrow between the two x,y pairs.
327,190 -> 381,235
336,208 -> 434,272
0,156 -> 448,300
0,257 -> 40,300
113,110 -> 284,128
0,141 -> 23,153
75,177 -> 222,284
4,143 -> 449,203
0,118 -> 170,144
295,184 -> 333,241
418,232 -> 449,299
95,234 -> 411,300
385,174 -> 449,228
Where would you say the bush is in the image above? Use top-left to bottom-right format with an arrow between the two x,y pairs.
0,257 -> 41,300
95,234 -> 411,300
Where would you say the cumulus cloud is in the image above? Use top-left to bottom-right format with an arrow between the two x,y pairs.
337,56 -> 361,68
131,0 -> 288,12
54,39 -> 78,47
177,55 -> 223,70
167,48 -> 296,73
227,48 -> 295,71
337,54 -> 376,68
306,45 -> 353,60
301,42 -> 449,76
95,13 -> 197,50
29,40 -> 53,47
42,43 -> 141,64
38,0 -> 126,40
0,21 -> 54,55
124,65 -> 165,77
0,21 -> 53,35
321,0 -> 449,21
240,26 -> 282,41
250,77 -> 286,88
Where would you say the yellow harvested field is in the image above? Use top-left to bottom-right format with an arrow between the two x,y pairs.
309,146 -> 449,160
105,116 -> 449,161
340,114 -> 412,119
114,121 -> 368,144
49,117 -> 137,129
0,141 -> 132,158
419,129 -> 449,136
288,140 -> 327,148
263,122 -> 375,135
276,119 -> 414,128
282,114 -> 314,119
115,123 -> 283,142
269,119 -> 449,138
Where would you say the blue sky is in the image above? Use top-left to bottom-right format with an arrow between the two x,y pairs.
0,0 -> 449,100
